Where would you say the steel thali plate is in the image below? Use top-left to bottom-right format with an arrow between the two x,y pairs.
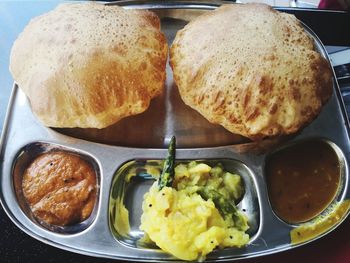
1,1 -> 350,262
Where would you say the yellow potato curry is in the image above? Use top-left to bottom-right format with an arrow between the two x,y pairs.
140,161 -> 249,261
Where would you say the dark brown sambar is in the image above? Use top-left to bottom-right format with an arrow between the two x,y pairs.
266,140 -> 341,224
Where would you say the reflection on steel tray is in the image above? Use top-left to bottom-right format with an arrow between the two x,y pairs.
1,1 -> 350,262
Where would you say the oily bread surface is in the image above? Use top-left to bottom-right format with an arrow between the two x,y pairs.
10,3 -> 168,128
170,4 -> 332,139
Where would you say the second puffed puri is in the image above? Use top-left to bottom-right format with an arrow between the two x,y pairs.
10,3 -> 168,128
170,4 -> 332,140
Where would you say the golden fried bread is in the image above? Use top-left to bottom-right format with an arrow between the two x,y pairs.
10,3 -> 168,128
170,4 -> 332,140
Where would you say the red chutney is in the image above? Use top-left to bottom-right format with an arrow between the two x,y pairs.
266,140 -> 341,224
22,151 -> 97,226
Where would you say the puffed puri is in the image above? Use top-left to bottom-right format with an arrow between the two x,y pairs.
10,3 -> 168,128
170,3 -> 333,140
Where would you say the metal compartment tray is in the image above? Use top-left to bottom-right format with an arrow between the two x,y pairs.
1,1 -> 350,262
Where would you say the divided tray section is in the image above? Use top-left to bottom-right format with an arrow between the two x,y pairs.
3,137 -> 350,260
106,137 -> 350,260
109,158 -> 261,250
12,142 -> 101,234
263,137 -> 349,245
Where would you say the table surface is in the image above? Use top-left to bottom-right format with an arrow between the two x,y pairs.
1,1 -> 350,263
